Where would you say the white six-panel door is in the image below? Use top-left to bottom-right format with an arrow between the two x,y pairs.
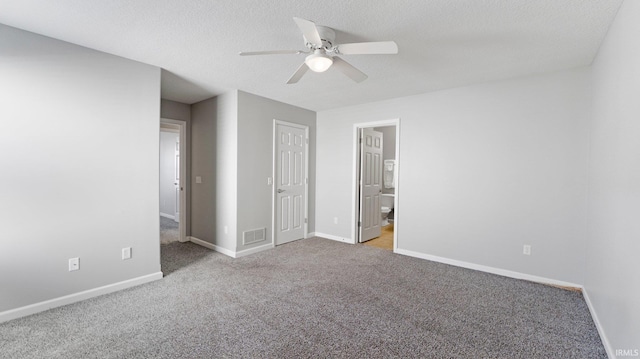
275,123 -> 307,245
359,128 -> 383,242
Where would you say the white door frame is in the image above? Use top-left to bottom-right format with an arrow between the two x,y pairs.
272,119 -> 310,246
352,118 -> 400,252
161,118 -> 188,243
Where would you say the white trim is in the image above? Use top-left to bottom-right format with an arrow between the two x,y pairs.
308,232 -> 317,237
272,120 -> 310,246
0,272 -> 163,323
159,127 -> 180,133
159,212 -> 175,220
352,119 -> 401,246
393,123 -> 400,253
189,236 -> 233,256
315,232 -> 354,244
189,236 -> 273,258
394,247 -> 583,289
235,243 -> 273,258
161,118 -> 188,243
582,289 -> 614,359
351,127 -> 360,245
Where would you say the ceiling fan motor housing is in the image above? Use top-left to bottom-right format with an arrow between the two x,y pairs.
303,25 -> 336,49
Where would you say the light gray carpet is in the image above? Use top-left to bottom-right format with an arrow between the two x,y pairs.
160,216 -> 179,244
0,238 -> 606,358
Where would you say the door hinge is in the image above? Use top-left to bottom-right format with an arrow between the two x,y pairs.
305,218 -> 308,224
358,221 -> 361,227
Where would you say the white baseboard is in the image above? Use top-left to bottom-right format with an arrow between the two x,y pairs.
394,247 -> 583,289
314,232 -> 354,244
235,243 -> 273,258
582,288 -> 614,359
160,212 -> 175,220
0,272 -> 163,324
189,236 -> 272,258
307,232 -> 317,237
188,236 -> 226,253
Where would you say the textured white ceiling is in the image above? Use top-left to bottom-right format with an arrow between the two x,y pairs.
0,0 -> 622,111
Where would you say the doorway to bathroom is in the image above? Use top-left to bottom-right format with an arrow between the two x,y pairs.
353,119 -> 399,251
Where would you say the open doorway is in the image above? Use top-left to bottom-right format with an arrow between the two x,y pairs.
353,120 -> 399,251
160,118 -> 187,244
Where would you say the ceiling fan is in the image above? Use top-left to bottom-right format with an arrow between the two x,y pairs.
239,17 -> 398,84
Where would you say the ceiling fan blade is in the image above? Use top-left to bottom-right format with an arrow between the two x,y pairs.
286,62 -> 309,84
336,41 -> 398,55
332,57 -> 368,83
239,50 -> 303,56
293,17 -> 323,47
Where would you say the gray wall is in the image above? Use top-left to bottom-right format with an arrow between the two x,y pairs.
188,90 -> 316,253
190,98 -> 216,244
0,24 -> 161,312
161,99 -> 191,123
190,92 -> 238,251
165,89 -> 317,255
587,0 -> 640,352
215,92 -> 239,251
237,91 -> 316,251
316,68 -> 590,284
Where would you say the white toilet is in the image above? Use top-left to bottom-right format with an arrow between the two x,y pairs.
381,194 -> 394,226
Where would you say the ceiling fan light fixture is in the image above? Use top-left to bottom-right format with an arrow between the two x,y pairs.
241,18 -> 397,83
305,50 -> 333,72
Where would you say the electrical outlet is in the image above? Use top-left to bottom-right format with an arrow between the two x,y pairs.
68,257 -> 79,271
334,217 -> 338,224
523,245 -> 531,256
122,247 -> 132,260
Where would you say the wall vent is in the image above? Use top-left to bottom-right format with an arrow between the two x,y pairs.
243,228 -> 266,245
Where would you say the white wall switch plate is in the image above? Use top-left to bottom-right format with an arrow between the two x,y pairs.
523,245 -> 531,255
195,176 -> 202,184
267,177 -> 273,185
122,247 -> 132,260
69,257 -> 79,271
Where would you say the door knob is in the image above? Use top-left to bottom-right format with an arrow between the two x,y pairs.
277,189 -> 285,193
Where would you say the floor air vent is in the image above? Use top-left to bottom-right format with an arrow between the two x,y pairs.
243,228 -> 266,245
